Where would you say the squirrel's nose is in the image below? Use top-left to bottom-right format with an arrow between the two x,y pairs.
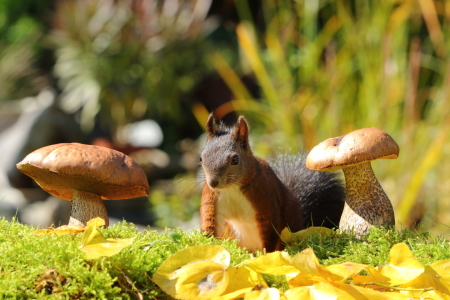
208,179 -> 219,189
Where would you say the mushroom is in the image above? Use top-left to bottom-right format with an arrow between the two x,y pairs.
16,143 -> 149,227
306,128 -> 399,235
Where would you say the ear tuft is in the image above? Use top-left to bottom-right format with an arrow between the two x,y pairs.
206,113 -> 216,139
232,116 -> 249,149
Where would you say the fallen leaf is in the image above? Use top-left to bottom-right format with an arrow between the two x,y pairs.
353,243 -> 425,288
284,286 -> 311,300
79,237 -> 135,259
353,244 -> 450,297
286,282 -> 409,300
173,261 -> 229,300
81,218 -> 107,245
377,243 -> 424,285
288,273 -> 317,288
244,286 -> 285,300
289,249 -> 368,287
153,245 -> 230,300
398,259 -> 450,299
33,225 -> 85,236
35,268 -> 67,294
281,227 -> 334,243
326,262 -> 368,282
212,287 -> 254,300
290,248 -> 335,285
399,289 -> 450,300
280,228 -> 294,243
352,266 -> 391,291
78,218 -> 135,259
223,266 -> 267,295
243,251 -> 298,275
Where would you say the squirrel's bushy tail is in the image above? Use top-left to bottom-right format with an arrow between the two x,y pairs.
269,153 -> 345,229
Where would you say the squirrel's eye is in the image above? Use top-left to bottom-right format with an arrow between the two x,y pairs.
199,156 -> 203,163
231,155 -> 239,165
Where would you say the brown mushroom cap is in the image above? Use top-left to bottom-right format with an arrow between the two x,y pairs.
306,128 -> 399,171
16,143 -> 149,200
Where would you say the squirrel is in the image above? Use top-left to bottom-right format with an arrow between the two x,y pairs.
199,114 -> 345,252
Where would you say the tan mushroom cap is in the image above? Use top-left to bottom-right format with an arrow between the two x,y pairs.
16,143 -> 149,200
306,128 -> 399,171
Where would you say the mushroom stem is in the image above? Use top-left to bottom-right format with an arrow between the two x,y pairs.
340,161 -> 395,235
68,190 -> 109,227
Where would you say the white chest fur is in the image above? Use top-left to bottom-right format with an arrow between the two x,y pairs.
215,185 -> 263,252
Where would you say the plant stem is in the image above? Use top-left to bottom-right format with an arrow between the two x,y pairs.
353,282 -> 433,292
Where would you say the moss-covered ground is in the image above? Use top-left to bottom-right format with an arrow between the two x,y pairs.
1,219 -> 450,299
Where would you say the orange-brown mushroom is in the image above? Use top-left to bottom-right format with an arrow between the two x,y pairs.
17,143 -> 149,227
306,128 -> 399,235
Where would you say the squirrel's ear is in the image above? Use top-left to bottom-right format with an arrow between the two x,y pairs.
232,116 -> 249,149
206,113 -> 216,139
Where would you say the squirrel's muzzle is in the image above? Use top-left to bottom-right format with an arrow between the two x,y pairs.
207,178 -> 219,189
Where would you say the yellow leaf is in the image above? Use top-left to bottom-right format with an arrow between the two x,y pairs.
281,227 -> 334,243
173,261 -> 229,300
213,287 -> 253,300
155,245 -> 230,279
284,286 -> 311,300
244,287 -> 285,300
280,228 -> 292,243
288,283 -> 344,300
378,243 -> 424,285
432,259 -> 450,282
290,248 -> 334,284
33,229 -> 51,235
79,237 -> 135,259
398,259 -> 450,298
399,289 -> 450,300
81,217 -> 107,246
287,282 -> 409,300
288,248 -> 338,287
353,253 -> 450,298
153,245 -> 230,300
54,225 -> 86,235
243,251 -> 298,275
330,281 -> 409,300
78,217 -> 135,259
326,262 -> 369,282
289,249 -> 368,287
307,283 -> 344,300
352,266 -> 391,290
223,266 -> 267,295
288,273 -> 317,288
33,225 -> 85,236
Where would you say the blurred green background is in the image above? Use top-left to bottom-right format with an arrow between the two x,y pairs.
1,0 -> 449,236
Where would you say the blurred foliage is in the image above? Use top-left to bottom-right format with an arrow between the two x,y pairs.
3,0 -> 450,235
49,0 -> 218,137
149,174 -> 201,229
0,1 -> 51,100
206,0 -> 450,234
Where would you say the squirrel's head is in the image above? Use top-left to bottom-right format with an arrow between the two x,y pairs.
200,114 -> 255,190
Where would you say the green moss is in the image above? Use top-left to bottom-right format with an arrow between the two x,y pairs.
1,219 -> 450,299
0,219 -> 249,299
285,226 -> 450,267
